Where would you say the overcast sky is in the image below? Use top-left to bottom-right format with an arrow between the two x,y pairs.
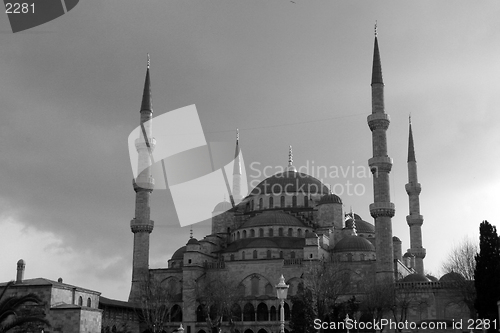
0,1 -> 499,301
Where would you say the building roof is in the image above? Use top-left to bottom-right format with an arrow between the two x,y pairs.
345,218 -> 375,234
171,246 -> 187,260
224,237 -> 305,252
0,278 -> 100,294
99,296 -> 138,309
240,211 -> 307,229
333,235 -> 375,252
317,193 -> 342,205
187,238 -> 200,245
250,170 -> 329,195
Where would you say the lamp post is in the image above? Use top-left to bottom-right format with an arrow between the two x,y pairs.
276,274 -> 289,333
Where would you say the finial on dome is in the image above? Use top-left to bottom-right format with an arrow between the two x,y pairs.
374,20 -> 378,37
286,145 -> 297,172
236,128 -> 239,143
190,226 -> 193,239
147,53 -> 150,69
409,113 -> 412,125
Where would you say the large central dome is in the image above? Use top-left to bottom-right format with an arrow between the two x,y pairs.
250,170 -> 329,195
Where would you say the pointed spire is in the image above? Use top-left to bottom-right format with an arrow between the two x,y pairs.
141,54 -> 153,112
233,129 -> 241,176
408,115 -> 416,162
371,23 -> 384,85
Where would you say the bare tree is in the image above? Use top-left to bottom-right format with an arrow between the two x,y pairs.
196,271 -> 244,333
138,276 -> 178,333
441,237 -> 477,319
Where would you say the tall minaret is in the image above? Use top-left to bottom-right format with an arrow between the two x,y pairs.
367,26 -> 396,282
129,55 -> 155,302
232,129 -> 242,204
406,117 -> 426,275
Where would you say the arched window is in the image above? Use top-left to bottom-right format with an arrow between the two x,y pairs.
280,196 -> 285,207
251,276 -> 259,295
231,303 -> 242,322
297,229 -> 302,237
259,228 -> 264,237
267,250 -> 271,259
250,200 -> 254,210
196,304 -> 206,322
279,251 -> 284,259
78,296 -> 83,306
259,198 -> 263,209
304,196 -> 308,207
253,250 -> 258,259
250,229 -> 255,237
269,228 -> 273,237
242,251 -> 246,260
292,196 -> 297,207
360,253 -> 365,261
230,254 -> 235,261
243,230 -> 247,238
288,228 -> 293,237
171,304 -> 182,322
269,197 -> 274,208
237,231 -> 240,240
265,283 -> 273,295
257,303 -> 269,321
270,306 -> 277,321
291,251 -> 295,259
278,228 -> 283,236
87,297 -> 91,307
243,303 -> 255,321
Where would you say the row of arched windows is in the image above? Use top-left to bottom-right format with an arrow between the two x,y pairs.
255,196 -> 309,210
229,250 -> 297,261
77,296 -> 92,307
233,227 -> 310,240
196,302 -> 291,322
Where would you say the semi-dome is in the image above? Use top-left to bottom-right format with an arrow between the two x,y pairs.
250,170 -> 329,195
440,271 -> 465,282
333,235 -> 375,252
187,238 -> 199,245
240,211 -> 307,228
317,193 -> 342,205
345,218 -> 375,234
213,200 -> 233,213
402,273 -> 430,283
171,246 -> 186,260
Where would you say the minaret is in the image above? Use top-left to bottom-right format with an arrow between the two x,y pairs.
367,25 -> 396,282
232,129 -> 242,204
129,55 -> 155,302
405,117 -> 426,275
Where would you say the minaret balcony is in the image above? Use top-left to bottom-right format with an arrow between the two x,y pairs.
408,247 -> 426,259
130,218 -> 154,233
406,214 -> 423,226
367,113 -> 390,131
135,137 -> 157,151
405,183 -> 421,195
369,202 -> 395,218
368,156 -> 393,174
133,177 -> 155,191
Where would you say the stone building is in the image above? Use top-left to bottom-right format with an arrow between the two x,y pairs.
124,33 -> 471,333
0,259 -> 102,333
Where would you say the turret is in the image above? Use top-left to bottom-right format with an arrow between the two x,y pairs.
367,26 -> 396,282
16,259 -> 25,283
405,117 -> 426,275
129,55 -> 155,302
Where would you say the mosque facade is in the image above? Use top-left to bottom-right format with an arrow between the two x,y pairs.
125,34 -> 471,333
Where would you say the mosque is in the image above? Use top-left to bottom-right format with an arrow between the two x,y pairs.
124,33 -> 471,333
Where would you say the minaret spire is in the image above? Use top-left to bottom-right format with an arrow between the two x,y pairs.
232,129 -> 242,203
287,145 -> 297,172
129,56 -> 156,302
367,30 -> 395,283
405,118 -> 426,275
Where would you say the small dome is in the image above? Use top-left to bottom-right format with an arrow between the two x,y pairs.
403,252 -> 414,258
392,236 -> 401,242
440,271 -> 465,282
402,273 -> 430,282
240,211 -> 306,228
317,194 -> 342,205
426,274 -> 438,282
333,236 -> 375,252
171,246 -> 186,260
187,238 -> 199,245
345,218 -> 375,234
250,170 -> 329,195
213,201 -> 232,213
306,232 -> 318,239
17,259 -> 25,265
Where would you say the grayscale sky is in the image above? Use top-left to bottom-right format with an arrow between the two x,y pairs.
0,1 -> 499,300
